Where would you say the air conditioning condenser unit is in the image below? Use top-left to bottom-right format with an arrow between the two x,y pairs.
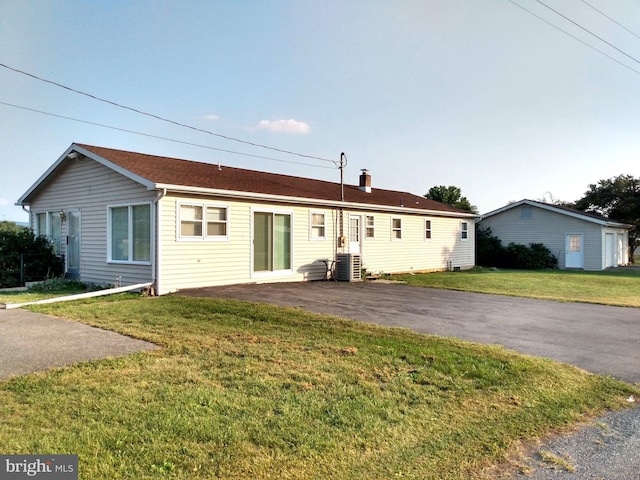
335,253 -> 362,281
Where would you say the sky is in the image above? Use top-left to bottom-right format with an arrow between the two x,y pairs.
1,0 -> 639,223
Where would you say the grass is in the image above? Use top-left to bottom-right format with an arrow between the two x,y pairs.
0,294 -> 636,479
390,268 -> 640,307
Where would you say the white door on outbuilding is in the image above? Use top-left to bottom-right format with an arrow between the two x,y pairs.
605,233 -> 615,268
565,234 -> 584,269
617,233 -> 626,265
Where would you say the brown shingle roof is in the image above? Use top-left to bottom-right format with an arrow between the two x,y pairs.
78,144 -> 470,214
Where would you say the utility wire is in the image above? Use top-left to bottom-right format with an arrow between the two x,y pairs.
0,100 -> 335,170
507,0 -> 640,77
535,0 -> 640,66
0,62 -> 335,164
579,0 -> 640,41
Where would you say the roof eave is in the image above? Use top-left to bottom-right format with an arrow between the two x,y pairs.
155,183 -> 479,218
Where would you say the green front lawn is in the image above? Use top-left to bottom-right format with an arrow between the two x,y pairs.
0,295 -> 636,479
391,268 -> 640,307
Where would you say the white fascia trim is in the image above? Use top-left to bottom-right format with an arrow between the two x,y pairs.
17,143 -> 155,205
154,184 -> 479,219
17,144 -> 78,205
73,145 -> 156,189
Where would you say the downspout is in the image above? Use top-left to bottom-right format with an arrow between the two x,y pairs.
21,205 -> 31,227
152,188 -> 166,295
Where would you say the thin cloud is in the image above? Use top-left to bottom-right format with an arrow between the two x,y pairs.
258,119 -> 311,134
0,198 -> 9,206
203,114 -> 220,121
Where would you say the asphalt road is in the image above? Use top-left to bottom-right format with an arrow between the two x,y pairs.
181,280 -> 640,384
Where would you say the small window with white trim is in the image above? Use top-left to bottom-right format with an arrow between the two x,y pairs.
392,217 -> 402,240
425,219 -> 432,240
310,211 -> 326,240
365,215 -> 375,239
461,221 -> 468,240
178,203 -> 228,240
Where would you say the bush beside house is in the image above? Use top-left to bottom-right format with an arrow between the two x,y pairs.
476,226 -> 557,269
0,225 -> 64,288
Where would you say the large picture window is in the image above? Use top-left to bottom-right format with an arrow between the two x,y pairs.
178,203 -> 228,240
109,204 -> 151,263
254,211 -> 291,272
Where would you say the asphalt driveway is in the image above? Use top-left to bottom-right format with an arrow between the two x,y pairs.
0,308 -> 158,380
181,281 -> 640,384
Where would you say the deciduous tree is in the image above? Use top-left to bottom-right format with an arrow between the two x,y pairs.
424,185 -> 478,213
574,174 -> 640,262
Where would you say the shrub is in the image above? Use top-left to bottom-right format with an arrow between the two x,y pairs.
27,278 -> 86,293
476,226 -> 557,269
475,226 -> 504,267
0,229 -> 64,288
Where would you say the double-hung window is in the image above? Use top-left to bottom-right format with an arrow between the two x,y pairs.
109,203 -> 151,263
365,215 -> 375,239
425,219 -> 432,240
461,221 -> 468,241
310,211 -> 326,240
178,203 -> 229,240
391,218 -> 402,240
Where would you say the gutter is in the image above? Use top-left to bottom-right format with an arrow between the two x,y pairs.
153,183 -> 479,219
1,282 -> 153,310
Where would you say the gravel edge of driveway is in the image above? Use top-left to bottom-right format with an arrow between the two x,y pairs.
501,402 -> 640,480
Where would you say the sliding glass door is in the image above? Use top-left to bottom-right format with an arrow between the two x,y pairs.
254,211 -> 291,272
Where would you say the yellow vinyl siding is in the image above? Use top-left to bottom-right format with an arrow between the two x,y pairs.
158,198 -> 337,293
355,211 -> 474,274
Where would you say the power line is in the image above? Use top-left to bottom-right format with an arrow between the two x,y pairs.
0,62 -> 335,164
579,0 -> 640,41
0,100 -> 335,170
534,0 -> 640,66
507,0 -> 640,77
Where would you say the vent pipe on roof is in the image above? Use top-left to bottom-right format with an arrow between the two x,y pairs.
359,169 -> 371,193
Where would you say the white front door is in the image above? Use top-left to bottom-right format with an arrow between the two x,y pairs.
565,234 -> 584,269
349,215 -> 361,255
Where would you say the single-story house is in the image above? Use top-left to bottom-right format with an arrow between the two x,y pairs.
479,199 -> 631,270
17,143 -> 477,294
